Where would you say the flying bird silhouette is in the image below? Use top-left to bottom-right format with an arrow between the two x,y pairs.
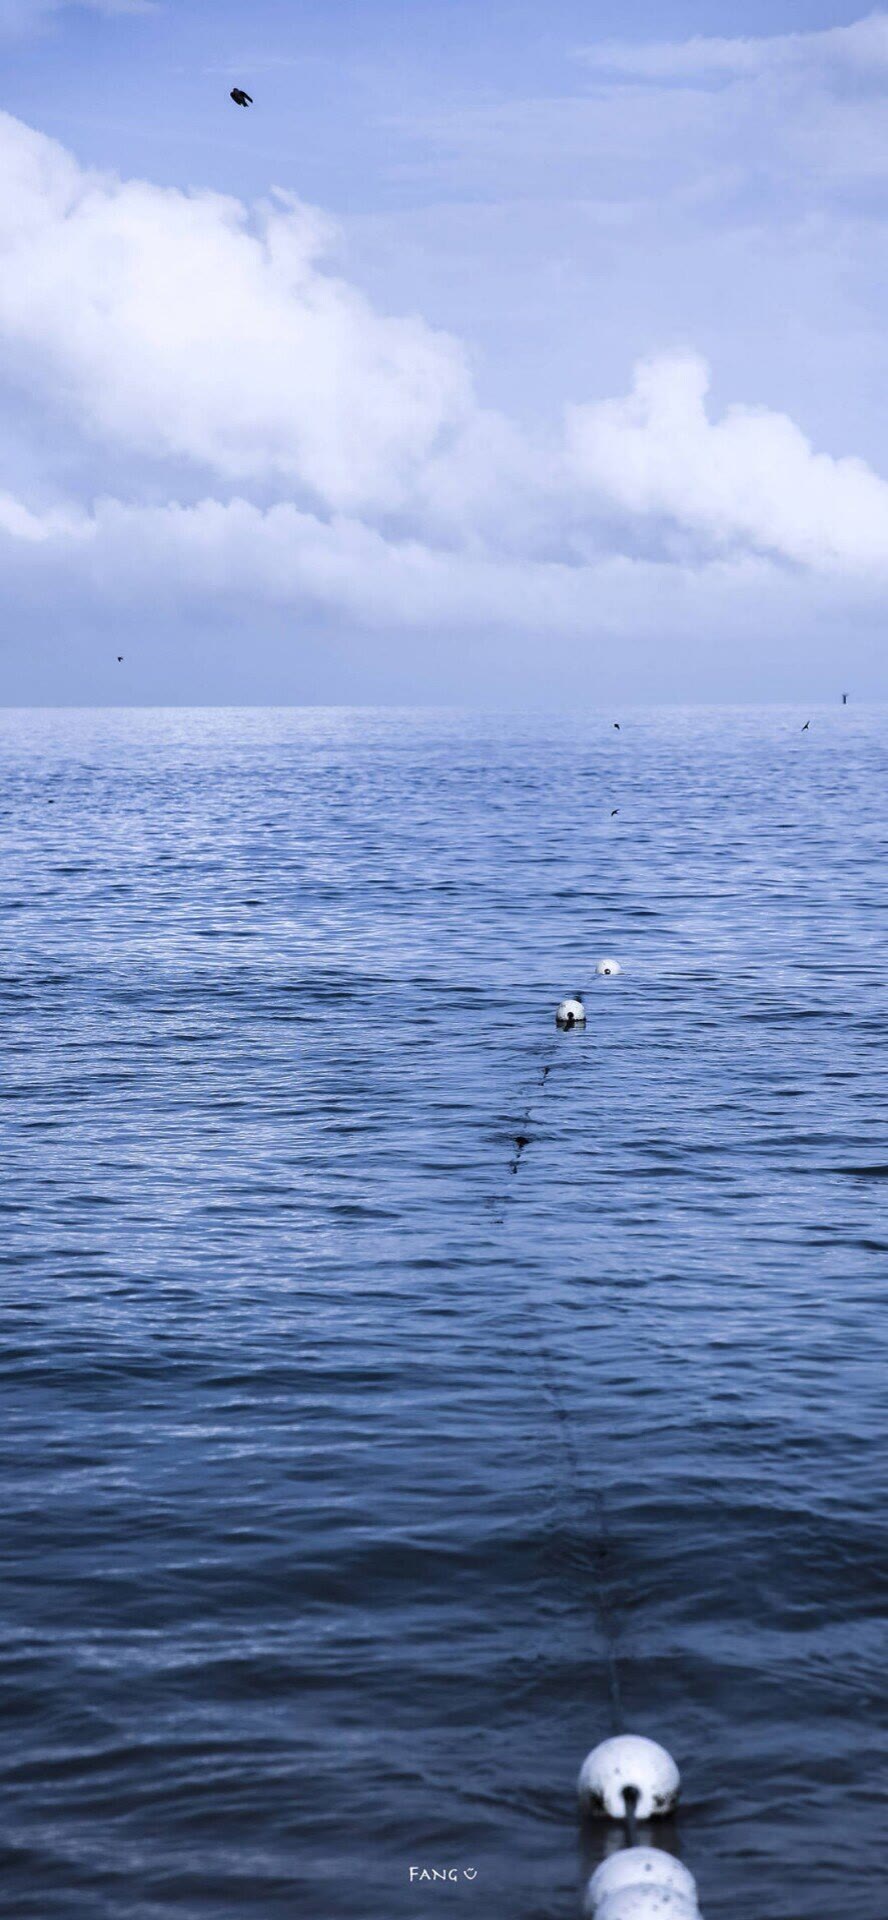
613,722 -> 621,730
230,88 -> 253,107
801,720 -> 810,731
117,656 -> 123,663
611,808 -> 619,816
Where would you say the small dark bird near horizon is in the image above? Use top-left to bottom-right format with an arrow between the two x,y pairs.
611,808 -> 619,816
801,720 -> 810,731
842,692 -> 848,704
117,655 -> 123,662
230,88 -> 253,107
613,722 -> 620,730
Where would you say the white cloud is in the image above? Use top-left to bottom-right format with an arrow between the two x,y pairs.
399,11 -> 888,218
566,353 -> 888,571
0,0 -> 152,30
0,113 -> 471,512
0,484 -> 824,649
578,14 -> 888,84
0,106 -> 888,686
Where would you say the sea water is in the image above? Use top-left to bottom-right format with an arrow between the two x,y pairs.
0,705 -> 885,1919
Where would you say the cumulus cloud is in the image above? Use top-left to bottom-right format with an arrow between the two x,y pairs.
0,113 -> 471,513
567,353 -> 888,570
1,104 -> 888,686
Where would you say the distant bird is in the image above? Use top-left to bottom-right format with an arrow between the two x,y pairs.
801,720 -> 810,731
117,655 -> 123,663
230,87 -> 253,107
842,693 -> 848,705
613,722 -> 621,730
611,808 -> 619,817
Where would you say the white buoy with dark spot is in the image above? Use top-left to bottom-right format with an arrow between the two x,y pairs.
578,1735 -> 680,1822
556,996 -> 586,1029
594,1889 -> 699,1920
596,958 -> 622,976
585,1848 -> 699,1919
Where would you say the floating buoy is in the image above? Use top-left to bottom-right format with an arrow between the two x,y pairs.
578,1735 -> 680,1821
556,996 -> 586,1029
584,1848 -> 698,1917
596,958 -> 622,977
594,1889 -> 699,1920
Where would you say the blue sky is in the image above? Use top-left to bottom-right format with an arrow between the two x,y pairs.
2,0 -> 888,702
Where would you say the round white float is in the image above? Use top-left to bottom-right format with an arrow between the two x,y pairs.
595,1890 -> 699,1920
578,1735 -> 681,1820
596,958 -> 622,977
585,1848 -> 697,1914
556,997 -> 586,1028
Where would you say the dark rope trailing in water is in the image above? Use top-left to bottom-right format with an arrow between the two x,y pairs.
494,1033 -> 628,1743
621,1785 -> 640,1847
495,1056 -> 554,1203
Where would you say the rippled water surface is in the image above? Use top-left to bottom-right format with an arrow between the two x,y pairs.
1,705 -> 885,1920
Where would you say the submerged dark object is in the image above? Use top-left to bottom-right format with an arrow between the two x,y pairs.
230,88 -> 253,107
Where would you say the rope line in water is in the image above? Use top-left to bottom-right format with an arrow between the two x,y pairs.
495,1034 -> 627,1740
498,1007 -> 698,1916
491,1053 -> 555,1224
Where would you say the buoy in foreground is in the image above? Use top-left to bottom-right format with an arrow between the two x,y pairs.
596,958 -> 622,976
556,996 -> 586,1029
584,1848 -> 698,1917
578,1735 -> 680,1821
594,1890 -> 699,1920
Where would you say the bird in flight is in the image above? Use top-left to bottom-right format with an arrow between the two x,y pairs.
613,722 -> 621,730
230,88 -> 253,107
611,808 -> 619,817
801,720 -> 810,731
117,655 -> 123,663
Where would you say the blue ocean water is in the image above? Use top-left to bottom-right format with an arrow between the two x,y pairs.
0,704 -> 885,1920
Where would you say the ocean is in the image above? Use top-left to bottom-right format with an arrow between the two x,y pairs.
1,704 -> 885,1920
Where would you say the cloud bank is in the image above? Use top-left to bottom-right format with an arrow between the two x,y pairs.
0,78 -> 887,694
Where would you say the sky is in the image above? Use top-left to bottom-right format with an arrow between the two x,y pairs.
2,0 -> 888,702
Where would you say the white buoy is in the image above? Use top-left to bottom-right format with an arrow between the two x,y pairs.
578,1735 -> 681,1821
596,958 -> 622,976
586,1849 -> 697,1912
595,1889 -> 699,1920
556,996 -> 586,1028
585,1849 -> 698,1918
